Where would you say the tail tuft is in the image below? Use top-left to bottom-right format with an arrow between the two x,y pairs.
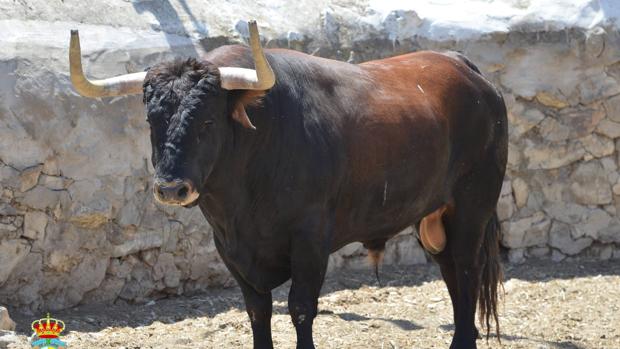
478,212 -> 503,342
363,239 -> 387,287
368,248 -> 384,286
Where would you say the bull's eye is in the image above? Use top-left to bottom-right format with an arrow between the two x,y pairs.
197,120 -> 214,144
201,120 -> 214,132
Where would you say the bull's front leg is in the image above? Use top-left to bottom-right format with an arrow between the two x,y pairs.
288,216 -> 331,349
239,282 -> 274,349
214,239 -> 274,349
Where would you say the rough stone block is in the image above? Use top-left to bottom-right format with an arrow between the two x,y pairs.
523,140 -> 585,170
511,177 -> 529,208
535,91 -> 569,109
580,134 -> 615,158
502,212 -> 551,248
81,276 -> 125,304
596,119 -> 620,138
0,307 -> 14,331
339,242 -> 364,257
604,94 -> 620,122
570,161 -> 612,205
23,211 -> 47,241
394,236 -> 427,265
19,165 -> 42,192
527,246 -> 550,258
0,239 -> 30,285
497,180 -> 516,221
18,186 -> 60,210
600,245 -> 613,260
508,103 -> 545,137
579,71 -> 620,104
551,249 -> 566,262
598,221 -> 620,243
549,221 -> 593,255
153,253 -> 181,288
508,248 -> 525,264
538,117 -> 570,142
572,208 -> 613,240
111,230 -> 165,258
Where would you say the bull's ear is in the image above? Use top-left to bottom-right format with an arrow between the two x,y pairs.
229,90 -> 266,130
231,102 -> 256,130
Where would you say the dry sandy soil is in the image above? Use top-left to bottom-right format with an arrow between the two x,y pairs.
8,259 -> 620,349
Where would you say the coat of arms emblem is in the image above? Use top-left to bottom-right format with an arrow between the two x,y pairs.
30,313 -> 67,348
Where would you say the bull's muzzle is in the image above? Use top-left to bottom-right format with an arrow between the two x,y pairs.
153,179 -> 199,206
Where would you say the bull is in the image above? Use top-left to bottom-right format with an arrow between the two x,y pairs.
69,20 -> 507,349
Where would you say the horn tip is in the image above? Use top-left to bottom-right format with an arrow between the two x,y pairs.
70,29 -> 79,36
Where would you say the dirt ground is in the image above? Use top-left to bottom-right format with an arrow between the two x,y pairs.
8,258 -> 620,349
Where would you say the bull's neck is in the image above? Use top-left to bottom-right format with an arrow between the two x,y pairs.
198,95 -> 276,217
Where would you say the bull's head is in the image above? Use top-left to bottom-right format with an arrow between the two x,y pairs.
69,21 -> 275,207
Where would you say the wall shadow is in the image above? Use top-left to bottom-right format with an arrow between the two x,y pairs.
132,0 -> 199,58
9,258 -> 619,348
501,257 -> 620,282
439,324 -> 587,349
333,311 -> 422,331
177,0 -> 207,36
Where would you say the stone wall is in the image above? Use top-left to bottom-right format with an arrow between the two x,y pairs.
1,0 -> 619,311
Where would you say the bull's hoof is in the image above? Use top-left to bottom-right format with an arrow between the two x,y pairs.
449,341 -> 477,349
449,331 -> 478,349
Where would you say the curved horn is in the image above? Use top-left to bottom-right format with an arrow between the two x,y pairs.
219,20 -> 275,91
69,30 -> 146,98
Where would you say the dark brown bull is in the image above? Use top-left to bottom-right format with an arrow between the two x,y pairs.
69,20 -> 507,349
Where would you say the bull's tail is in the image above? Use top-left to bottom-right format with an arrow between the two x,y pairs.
368,248 -> 384,286
478,211 -> 503,341
364,239 -> 387,287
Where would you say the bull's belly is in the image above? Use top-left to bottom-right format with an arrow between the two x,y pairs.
331,188 -> 446,252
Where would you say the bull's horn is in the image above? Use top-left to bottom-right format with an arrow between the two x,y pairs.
219,20 -> 275,91
69,30 -> 146,98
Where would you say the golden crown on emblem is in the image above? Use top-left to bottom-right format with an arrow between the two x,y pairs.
31,313 -> 65,339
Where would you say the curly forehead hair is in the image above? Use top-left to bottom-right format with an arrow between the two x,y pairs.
143,58 -> 222,103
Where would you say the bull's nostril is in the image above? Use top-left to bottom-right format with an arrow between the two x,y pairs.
156,186 -> 164,198
177,185 -> 189,199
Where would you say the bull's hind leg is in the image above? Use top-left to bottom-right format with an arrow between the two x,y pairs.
417,205 -> 463,336
418,213 -> 479,341
428,236 -> 460,333
445,166 -> 504,349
